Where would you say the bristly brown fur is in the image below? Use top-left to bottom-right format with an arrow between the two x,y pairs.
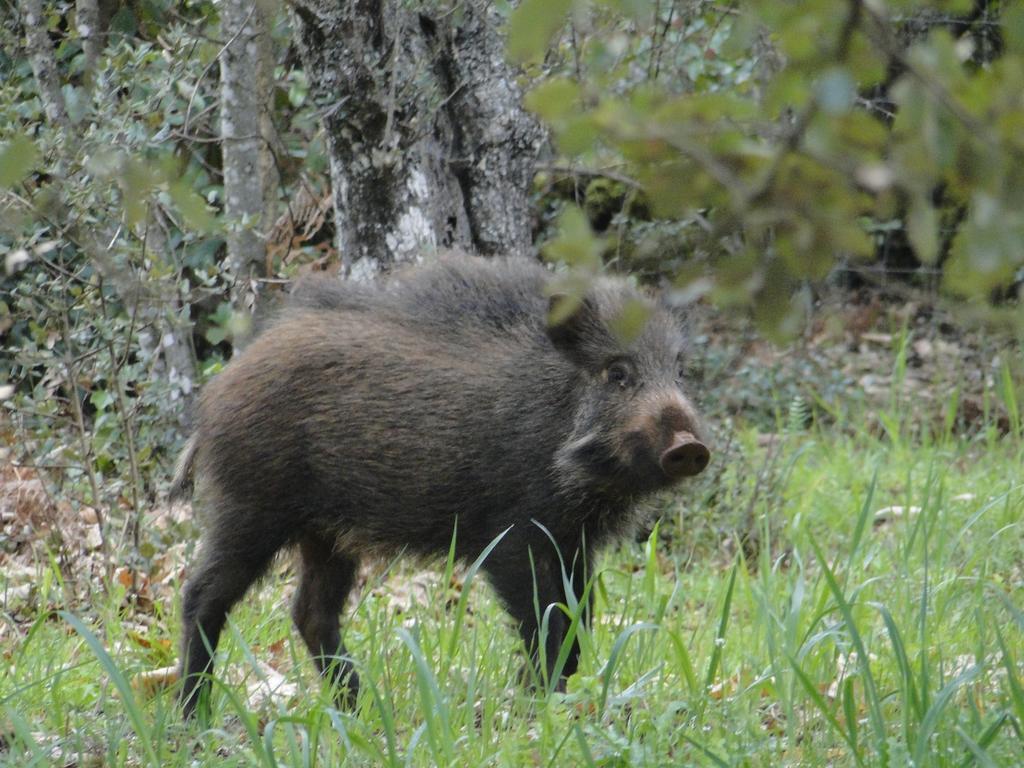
176,252 -> 709,719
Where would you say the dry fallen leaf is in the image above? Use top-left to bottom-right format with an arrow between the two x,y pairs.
873,506 -> 921,528
860,332 -> 892,345
707,674 -> 740,700
83,524 -> 104,551
132,665 -> 180,697
245,660 -> 299,711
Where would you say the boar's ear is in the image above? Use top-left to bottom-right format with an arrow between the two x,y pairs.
656,289 -> 694,334
547,293 -> 597,358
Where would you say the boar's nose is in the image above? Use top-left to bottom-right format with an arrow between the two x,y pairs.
660,432 -> 710,479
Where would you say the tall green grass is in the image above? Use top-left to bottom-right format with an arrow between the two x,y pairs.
2,420 -> 1022,765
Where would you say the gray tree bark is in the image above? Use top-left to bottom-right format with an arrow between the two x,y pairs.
290,0 -> 541,276
219,0 -> 276,310
76,0 -> 102,78
19,0 -> 69,130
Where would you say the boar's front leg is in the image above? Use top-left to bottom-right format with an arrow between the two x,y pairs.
486,545 -> 581,692
561,541 -> 595,679
291,536 -> 361,708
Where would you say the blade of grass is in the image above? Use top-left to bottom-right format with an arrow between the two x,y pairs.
60,611 -> 160,768
642,520 -> 660,603
993,624 -> 1024,730
355,674 -> 402,768
2,706 -> 45,763
680,733 -> 731,767
598,622 -> 657,713
955,725 -> 999,768
998,360 -> 1020,437
845,466 -> 878,575
212,676 -> 278,766
788,654 -> 864,767
529,519 -> 594,690
666,629 -> 700,701
704,561 -> 738,692
544,723 -> 577,768
913,663 -> 981,765
808,537 -> 888,764
444,525 -> 512,664
873,601 -> 923,719
572,723 -> 599,768
956,714 -> 1009,768
841,676 -> 859,758
397,627 -> 451,766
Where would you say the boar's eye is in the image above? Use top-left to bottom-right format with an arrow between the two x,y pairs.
605,360 -> 635,389
675,360 -> 687,383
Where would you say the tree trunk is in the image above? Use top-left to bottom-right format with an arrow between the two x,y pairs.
19,0 -> 69,130
219,0 -> 276,310
291,0 -> 541,277
76,0 -> 102,79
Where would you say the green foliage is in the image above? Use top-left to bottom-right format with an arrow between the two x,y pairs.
4,427 -> 1024,765
2,5 -> 1023,763
0,135 -> 38,188
0,1 -> 317,566
512,0 -> 1024,334
507,0 -> 574,62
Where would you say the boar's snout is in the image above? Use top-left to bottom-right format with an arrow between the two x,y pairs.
660,432 -> 710,479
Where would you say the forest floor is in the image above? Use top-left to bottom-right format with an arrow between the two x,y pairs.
1,287 -> 1022,766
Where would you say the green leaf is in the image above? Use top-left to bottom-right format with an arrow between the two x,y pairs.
507,0 -> 573,63
1005,3 -> 1024,54
542,206 -> 603,269
906,199 -> 939,265
205,325 -> 227,345
0,135 -> 39,188
599,0 -> 654,28
524,78 -> 580,121
556,114 -> 599,155
815,68 -> 856,115
765,69 -> 813,116
944,193 -> 1024,297
62,84 -> 89,125
89,389 -> 113,412
169,179 -> 217,233
846,32 -> 886,86
721,12 -> 758,60
119,158 -> 159,228
610,298 -> 650,344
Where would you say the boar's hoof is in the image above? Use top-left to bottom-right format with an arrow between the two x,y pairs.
661,433 -> 710,479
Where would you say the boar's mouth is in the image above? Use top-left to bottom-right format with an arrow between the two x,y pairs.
555,427 -> 709,497
618,428 -> 710,489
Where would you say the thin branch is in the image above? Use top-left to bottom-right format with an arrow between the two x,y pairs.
744,0 -> 863,209
538,163 -> 645,191
861,2 -> 1003,149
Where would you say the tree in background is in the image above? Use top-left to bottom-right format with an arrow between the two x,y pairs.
1,0 -> 1022,569
291,0 -> 542,273
220,0 -> 277,312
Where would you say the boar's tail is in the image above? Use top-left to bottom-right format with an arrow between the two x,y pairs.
169,435 -> 198,502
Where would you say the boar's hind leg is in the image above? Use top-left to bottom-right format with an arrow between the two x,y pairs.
180,534 -> 280,719
291,536 -> 361,708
